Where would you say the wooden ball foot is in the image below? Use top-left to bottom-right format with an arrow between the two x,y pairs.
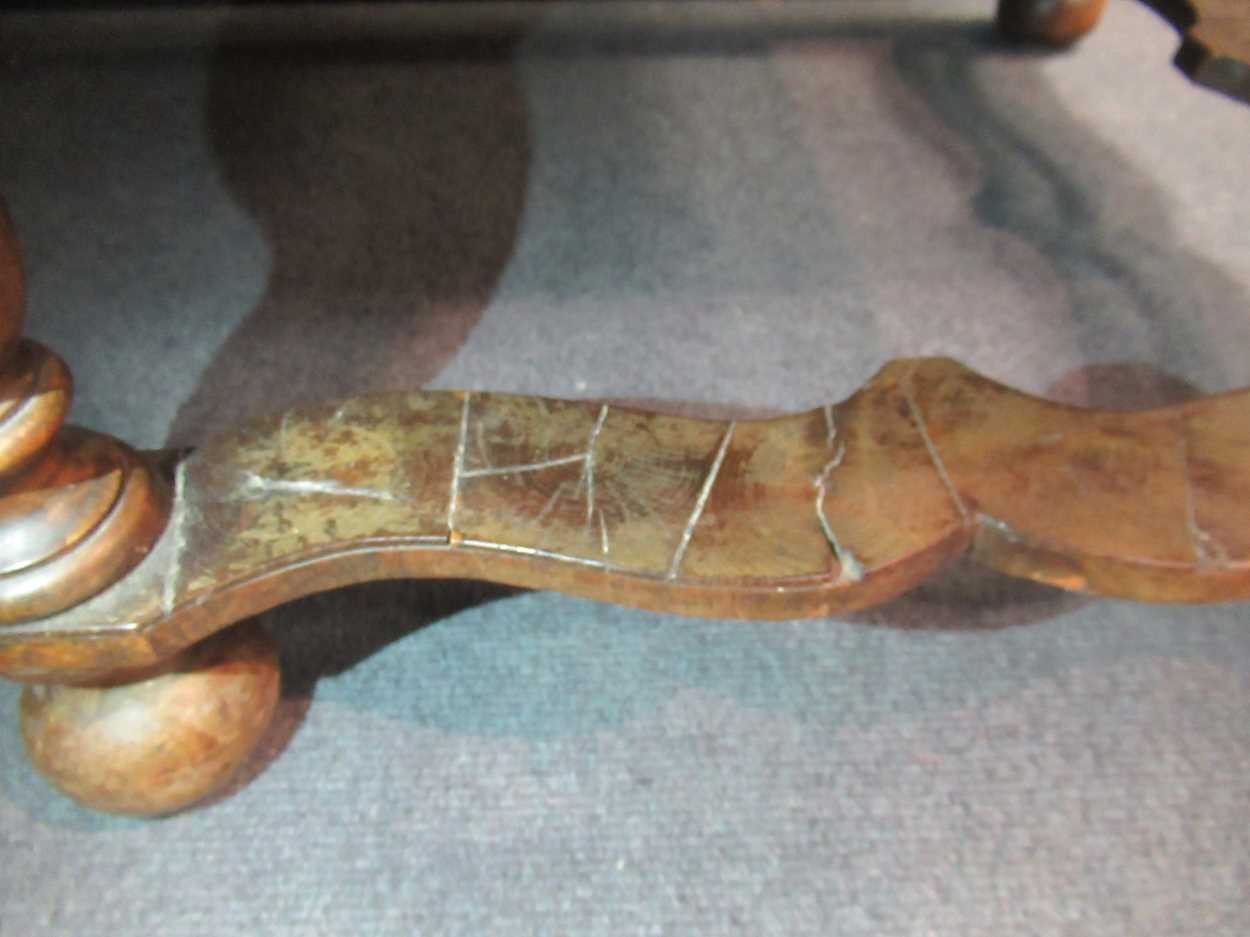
996,0 -> 1109,46
18,621 -> 280,816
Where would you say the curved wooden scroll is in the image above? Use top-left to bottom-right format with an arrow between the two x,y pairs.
4,358 -> 1250,684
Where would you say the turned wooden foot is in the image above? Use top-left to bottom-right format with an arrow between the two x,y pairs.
19,621 -> 280,816
996,0 -> 1109,45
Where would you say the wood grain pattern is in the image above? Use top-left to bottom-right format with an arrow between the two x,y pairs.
5,358 -> 1250,684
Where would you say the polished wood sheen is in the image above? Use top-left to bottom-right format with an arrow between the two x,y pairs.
19,621 -> 279,816
4,359 -> 1250,687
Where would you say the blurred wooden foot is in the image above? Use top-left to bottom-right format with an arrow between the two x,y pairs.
996,0 -> 1109,45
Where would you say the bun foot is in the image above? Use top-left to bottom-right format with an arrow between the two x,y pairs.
18,621 -> 280,816
996,0 -> 1109,45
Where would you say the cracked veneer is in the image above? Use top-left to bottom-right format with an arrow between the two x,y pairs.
813,438 -> 864,585
667,421 -> 736,580
446,391 -> 472,542
901,365 -> 971,526
461,453 -> 589,479
581,404 -> 610,524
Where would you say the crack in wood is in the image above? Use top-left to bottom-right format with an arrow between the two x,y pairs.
823,404 -> 837,449
582,404 -> 610,524
447,392 -> 472,543
461,453 -> 587,478
813,442 -> 864,584
901,368 -> 971,525
459,537 -> 618,571
667,422 -> 736,580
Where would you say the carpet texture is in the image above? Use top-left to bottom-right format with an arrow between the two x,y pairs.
1,2 -> 1248,934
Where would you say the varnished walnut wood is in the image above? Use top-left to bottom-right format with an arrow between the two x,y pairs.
5,358 -> 1250,685
0,203 -> 170,624
996,0 -> 1110,44
20,620 -> 279,816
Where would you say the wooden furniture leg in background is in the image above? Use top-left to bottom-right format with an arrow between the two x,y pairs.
996,0 -> 1110,44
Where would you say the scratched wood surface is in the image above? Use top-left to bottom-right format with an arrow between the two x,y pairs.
4,356 -> 1250,683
